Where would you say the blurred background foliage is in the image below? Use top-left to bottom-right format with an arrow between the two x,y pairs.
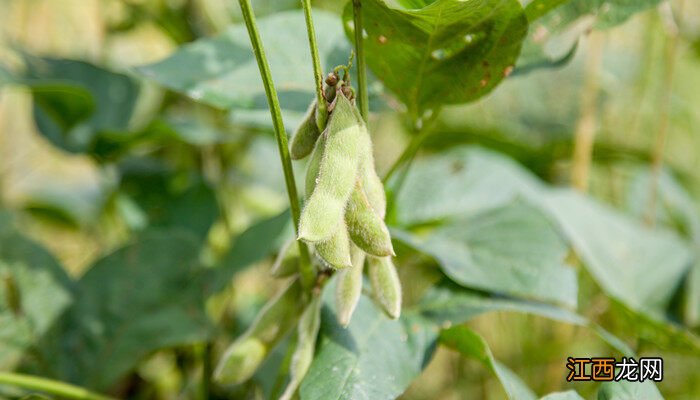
0,0 -> 699,399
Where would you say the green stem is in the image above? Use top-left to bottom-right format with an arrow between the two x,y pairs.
0,372 -> 117,400
301,0 -> 328,126
383,124 -> 432,184
352,0 -> 369,121
238,0 -> 314,290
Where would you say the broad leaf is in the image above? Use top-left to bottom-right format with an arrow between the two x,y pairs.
540,391 -> 585,400
118,158 -> 219,241
597,379 -> 663,400
23,56 -> 142,157
393,201 -> 578,307
343,0 -> 528,114
31,230 -> 212,389
0,216 -> 73,369
440,325 -> 536,400
518,0 -> 663,72
391,147 -> 542,226
211,210 -> 293,294
300,280 -> 437,400
137,10 -> 351,129
416,281 -> 633,355
544,189 -> 694,315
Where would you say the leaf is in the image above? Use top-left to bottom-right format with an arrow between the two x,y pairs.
31,230 -> 212,389
300,279 -> 438,400
609,299 -> 700,356
393,201 -> 578,307
137,10 -> 351,129
344,0 -> 528,114
440,325 -> 536,400
22,55 -> 142,157
211,210 -> 294,294
117,158 -> 219,241
416,281 -> 634,355
540,391 -> 585,400
544,189 -> 694,315
390,147 -> 542,227
0,215 -> 74,370
597,379 -> 663,400
518,0 -> 663,72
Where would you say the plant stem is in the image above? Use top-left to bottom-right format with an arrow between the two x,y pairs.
238,0 -> 314,290
0,372 -> 117,400
646,0 -> 683,226
301,0 -> 328,127
570,32 -> 604,193
352,0 -> 369,121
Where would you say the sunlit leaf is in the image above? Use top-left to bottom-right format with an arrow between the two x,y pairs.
344,0 -> 528,114
394,201 -> 578,307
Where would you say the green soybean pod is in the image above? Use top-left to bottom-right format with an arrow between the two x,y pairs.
368,256 -> 402,319
298,94 -> 362,243
214,280 -> 302,384
335,245 -> 365,327
279,294 -> 322,400
350,106 -> 387,218
345,183 -> 394,257
290,100 -> 321,160
314,221 -> 353,269
359,145 -> 387,218
304,132 -> 326,198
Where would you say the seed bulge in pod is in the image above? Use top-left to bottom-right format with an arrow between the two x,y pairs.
368,256 -> 402,319
314,221 -> 352,269
335,245 -> 365,327
345,183 -> 394,257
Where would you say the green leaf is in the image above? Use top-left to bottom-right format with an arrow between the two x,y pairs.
211,210 -> 293,294
416,281 -> 634,355
137,10 -> 350,128
393,201 -> 578,307
540,391 -> 585,400
518,0 -> 663,72
440,325 -> 536,400
0,216 -> 74,370
597,379 -> 663,400
391,147 -> 542,227
118,158 -> 219,240
544,189 -> 694,315
300,279 -> 438,400
31,230 -> 211,389
609,299 -> 700,356
22,56 -> 142,157
344,0 -> 528,114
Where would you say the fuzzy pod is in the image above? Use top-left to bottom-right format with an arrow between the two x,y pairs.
304,133 -> 326,198
359,142 -> 387,218
290,100 -> 321,160
345,183 -> 394,257
350,107 -> 387,218
368,256 -> 402,319
298,94 -> 362,243
270,239 -> 299,278
214,280 -> 302,384
314,221 -> 353,269
335,245 -> 365,327
279,294 -> 322,400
